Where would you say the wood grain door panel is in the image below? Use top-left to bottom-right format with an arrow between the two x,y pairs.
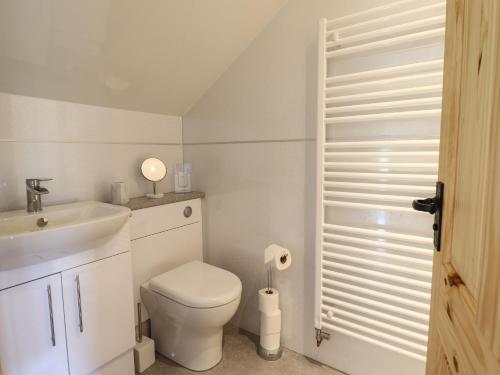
427,0 -> 500,374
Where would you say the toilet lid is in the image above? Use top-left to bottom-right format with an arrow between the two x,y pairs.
149,261 -> 242,308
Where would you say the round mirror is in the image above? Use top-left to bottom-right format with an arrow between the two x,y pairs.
141,158 -> 166,182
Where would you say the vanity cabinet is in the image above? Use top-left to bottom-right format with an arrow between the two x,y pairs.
0,252 -> 135,375
62,252 -> 135,375
0,274 -> 69,375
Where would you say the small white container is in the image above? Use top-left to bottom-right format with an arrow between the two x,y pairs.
111,182 -> 129,205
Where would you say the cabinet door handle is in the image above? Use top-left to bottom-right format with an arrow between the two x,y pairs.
76,275 -> 84,333
47,285 -> 56,346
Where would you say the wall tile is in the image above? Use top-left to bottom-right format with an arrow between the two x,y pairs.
0,93 -> 182,143
0,93 -> 182,211
0,142 -> 181,211
184,141 -> 316,353
181,0 -> 410,371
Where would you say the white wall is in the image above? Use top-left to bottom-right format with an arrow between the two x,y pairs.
0,93 -> 182,211
183,0 -> 395,370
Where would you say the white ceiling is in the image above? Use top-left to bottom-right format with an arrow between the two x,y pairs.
0,0 -> 287,115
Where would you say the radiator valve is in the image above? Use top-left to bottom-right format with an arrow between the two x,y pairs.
315,328 -> 330,347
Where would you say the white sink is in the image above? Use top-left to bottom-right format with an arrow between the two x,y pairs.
0,201 -> 130,271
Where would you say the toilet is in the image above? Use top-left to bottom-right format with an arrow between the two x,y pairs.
141,261 -> 242,371
131,198 -> 241,371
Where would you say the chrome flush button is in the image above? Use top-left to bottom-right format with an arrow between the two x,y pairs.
37,217 -> 49,228
183,206 -> 192,218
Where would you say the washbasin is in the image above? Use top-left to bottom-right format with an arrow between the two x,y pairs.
0,201 -> 130,271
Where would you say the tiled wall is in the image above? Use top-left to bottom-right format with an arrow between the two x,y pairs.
0,93 -> 182,211
183,141 -> 315,351
183,0 -> 393,365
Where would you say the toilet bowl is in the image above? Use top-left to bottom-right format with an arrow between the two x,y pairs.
141,260 -> 242,371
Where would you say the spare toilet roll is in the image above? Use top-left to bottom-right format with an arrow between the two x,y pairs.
259,288 -> 279,313
258,288 -> 282,354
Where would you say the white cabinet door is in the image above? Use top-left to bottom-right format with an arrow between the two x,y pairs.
0,274 -> 69,375
62,252 -> 135,375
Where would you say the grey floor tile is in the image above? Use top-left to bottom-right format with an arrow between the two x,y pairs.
139,325 -> 343,375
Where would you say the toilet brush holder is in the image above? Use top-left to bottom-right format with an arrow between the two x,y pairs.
135,337 -> 155,373
134,302 -> 155,373
258,288 -> 282,360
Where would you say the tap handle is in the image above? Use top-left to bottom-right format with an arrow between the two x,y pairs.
26,178 -> 53,192
26,178 -> 53,185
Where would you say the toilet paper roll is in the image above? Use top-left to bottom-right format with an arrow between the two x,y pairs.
264,244 -> 292,271
258,288 -> 279,314
274,248 -> 291,271
258,288 -> 282,354
260,310 -> 281,351
261,331 -> 281,352
260,310 -> 281,335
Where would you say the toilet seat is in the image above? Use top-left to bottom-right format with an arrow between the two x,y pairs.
149,261 -> 242,308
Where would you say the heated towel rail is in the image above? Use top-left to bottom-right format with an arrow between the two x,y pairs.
315,0 -> 445,366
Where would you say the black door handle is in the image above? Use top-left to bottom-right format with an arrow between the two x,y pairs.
412,197 -> 439,214
412,182 -> 444,252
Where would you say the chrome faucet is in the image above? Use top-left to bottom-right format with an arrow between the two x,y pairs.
26,178 -> 52,213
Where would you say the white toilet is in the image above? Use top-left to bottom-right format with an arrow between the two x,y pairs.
131,199 -> 242,371
141,260 -> 242,371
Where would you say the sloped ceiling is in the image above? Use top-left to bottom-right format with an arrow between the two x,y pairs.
0,0 -> 287,115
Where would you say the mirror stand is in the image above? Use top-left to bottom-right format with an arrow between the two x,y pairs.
141,157 -> 167,199
146,181 -> 164,199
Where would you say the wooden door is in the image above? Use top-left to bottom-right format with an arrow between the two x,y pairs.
0,274 -> 68,375
62,252 -> 135,375
426,0 -> 500,374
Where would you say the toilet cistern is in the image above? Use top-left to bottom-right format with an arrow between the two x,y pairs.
26,178 -> 52,213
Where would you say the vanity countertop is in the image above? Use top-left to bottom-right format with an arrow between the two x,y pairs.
121,191 -> 205,211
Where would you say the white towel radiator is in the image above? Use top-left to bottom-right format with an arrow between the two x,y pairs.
315,1 -> 445,373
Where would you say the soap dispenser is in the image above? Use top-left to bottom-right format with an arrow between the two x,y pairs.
175,163 -> 192,193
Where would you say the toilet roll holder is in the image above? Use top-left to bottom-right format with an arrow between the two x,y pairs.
258,244 -> 291,361
264,244 -> 291,293
258,341 -> 283,361
266,262 -> 274,295
265,253 -> 289,294
258,286 -> 283,361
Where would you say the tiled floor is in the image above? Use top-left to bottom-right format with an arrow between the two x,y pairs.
141,325 -> 344,375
